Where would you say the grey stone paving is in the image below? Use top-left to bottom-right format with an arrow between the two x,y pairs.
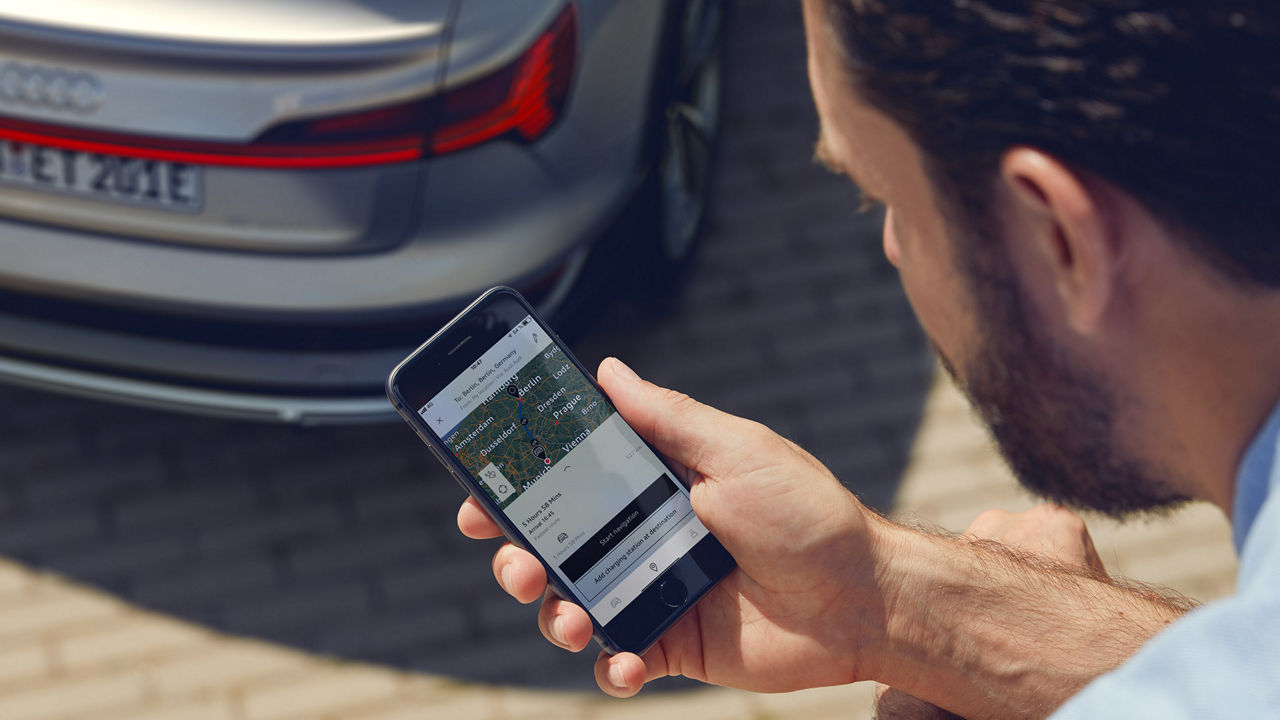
0,0 -> 931,693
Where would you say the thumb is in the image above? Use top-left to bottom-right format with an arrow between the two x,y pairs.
597,357 -> 753,481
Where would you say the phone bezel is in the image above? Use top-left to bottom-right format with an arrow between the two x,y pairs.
385,286 -> 735,655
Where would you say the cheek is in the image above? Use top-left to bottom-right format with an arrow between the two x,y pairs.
887,208 -> 978,373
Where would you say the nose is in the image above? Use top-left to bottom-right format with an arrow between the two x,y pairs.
882,208 -> 901,267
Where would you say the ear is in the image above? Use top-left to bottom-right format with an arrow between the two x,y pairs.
999,148 -> 1119,335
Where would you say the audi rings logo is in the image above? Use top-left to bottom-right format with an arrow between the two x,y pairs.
0,62 -> 105,115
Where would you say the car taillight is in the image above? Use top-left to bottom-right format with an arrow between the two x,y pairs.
0,5 -> 577,169
255,3 -> 577,161
428,4 -> 577,155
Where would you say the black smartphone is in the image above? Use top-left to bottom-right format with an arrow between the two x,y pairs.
386,287 -> 735,655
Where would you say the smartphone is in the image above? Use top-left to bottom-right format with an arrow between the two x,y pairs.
386,287 -> 735,655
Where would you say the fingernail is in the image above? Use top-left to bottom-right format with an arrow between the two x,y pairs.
609,357 -> 640,381
549,615 -> 566,646
501,564 -> 513,592
608,663 -> 628,690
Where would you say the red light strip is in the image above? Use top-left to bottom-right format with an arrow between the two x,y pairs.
0,124 -> 423,169
429,6 -> 574,155
0,4 -> 575,166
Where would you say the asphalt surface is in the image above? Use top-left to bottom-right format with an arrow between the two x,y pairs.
0,1 -> 931,693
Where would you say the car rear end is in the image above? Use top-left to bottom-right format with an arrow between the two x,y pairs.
0,0 -> 668,423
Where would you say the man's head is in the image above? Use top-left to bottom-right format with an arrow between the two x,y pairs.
802,1 -> 1280,516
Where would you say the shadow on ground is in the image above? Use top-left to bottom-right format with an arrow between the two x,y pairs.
0,2 -> 933,692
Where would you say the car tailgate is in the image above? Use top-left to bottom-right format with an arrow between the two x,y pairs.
0,0 -> 452,58
0,0 -> 455,253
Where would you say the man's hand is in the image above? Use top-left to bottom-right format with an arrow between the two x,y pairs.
874,505 -> 1108,720
457,358 -> 1190,718
964,505 -> 1106,577
459,357 -> 890,696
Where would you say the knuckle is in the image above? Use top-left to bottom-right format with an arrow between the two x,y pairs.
651,388 -> 701,437
661,387 -> 698,414
968,508 -> 1010,534
744,419 -> 786,451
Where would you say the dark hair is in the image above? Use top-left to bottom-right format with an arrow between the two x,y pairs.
821,0 -> 1280,288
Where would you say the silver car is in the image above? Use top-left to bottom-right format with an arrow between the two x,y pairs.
0,0 -> 722,424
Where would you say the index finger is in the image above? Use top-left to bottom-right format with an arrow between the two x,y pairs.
458,496 -> 503,539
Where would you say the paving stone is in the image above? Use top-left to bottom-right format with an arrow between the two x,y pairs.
494,688 -> 595,720
0,558 -> 34,598
197,506 -> 344,556
262,438 -> 416,503
584,687 -> 756,720
241,666 -> 402,720
1108,529 -> 1238,587
473,593 -> 541,636
0,435 -> 83,486
287,526 -> 435,580
378,555 -> 493,613
0,670 -> 145,720
42,537 -> 190,586
335,691 -> 499,720
680,295 -> 824,349
95,698 -> 240,720
17,453 -> 167,510
130,555 -> 277,611
0,387 -> 89,433
112,485 -> 259,535
219,583 -> 370,637
351,484 -> 438,523
315,608 -> 468,660
0,643 -> 51,689
406,632 -> 598,691
0,510 -> 101,556
780,319 -> 919,369
54,615 -> 207,672
147,642 -> 309,699
749,681 -> 880,720
0,588 -> 123,642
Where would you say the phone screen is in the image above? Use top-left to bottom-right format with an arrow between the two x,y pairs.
415,313 -> 711,626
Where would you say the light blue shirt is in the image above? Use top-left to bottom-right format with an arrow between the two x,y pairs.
1052,402 -> 1280,718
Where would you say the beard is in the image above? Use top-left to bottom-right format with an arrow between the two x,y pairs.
939,233 -> 1190,519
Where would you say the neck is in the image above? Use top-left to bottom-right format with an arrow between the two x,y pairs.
1125,270 -> 1280,516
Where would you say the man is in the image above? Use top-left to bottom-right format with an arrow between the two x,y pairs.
457,2 -> 1280,717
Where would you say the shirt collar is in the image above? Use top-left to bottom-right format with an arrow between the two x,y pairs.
1232,400 -> 1280,553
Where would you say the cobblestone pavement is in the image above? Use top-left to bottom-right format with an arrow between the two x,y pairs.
0,2 -> 1237,719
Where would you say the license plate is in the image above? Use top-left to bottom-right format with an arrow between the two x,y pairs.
0,141 -> 203,213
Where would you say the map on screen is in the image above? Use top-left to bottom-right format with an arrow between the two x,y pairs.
443,344 -> 615,509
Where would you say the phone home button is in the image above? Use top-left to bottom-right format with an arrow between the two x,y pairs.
658,579 -> 687,608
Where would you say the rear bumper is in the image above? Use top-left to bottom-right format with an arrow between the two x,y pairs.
0,239 -> 593,425
0,355 -> 396,424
